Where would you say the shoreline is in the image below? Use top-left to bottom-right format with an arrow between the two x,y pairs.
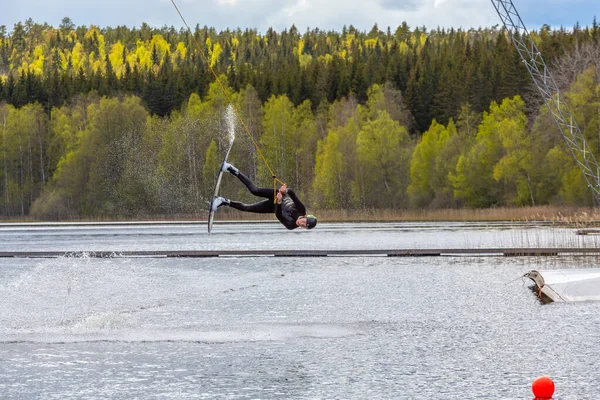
2,206 -> 600,225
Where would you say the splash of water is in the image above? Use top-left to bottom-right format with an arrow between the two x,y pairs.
225,104 -> 236,144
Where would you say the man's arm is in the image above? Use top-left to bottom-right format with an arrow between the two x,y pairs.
286,188 -> 306,215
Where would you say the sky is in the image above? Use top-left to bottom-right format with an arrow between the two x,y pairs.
1,0 -> 599,34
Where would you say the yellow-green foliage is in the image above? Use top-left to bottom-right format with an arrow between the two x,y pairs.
299,53 -> 312,69
71,42 -> 86,71
398,42 -> 409,54
356,111 -> 410,207
260,94 -> 297,182
135,40 -> 152,71
344,34 -> 355,54
317,54 -> 333,64
174,42 -> 187,62
2,22 -> 600,217
150,34 -> 170,64
210,42 -> 223,68
296,39 -> 305,57
364,38 -> 378,49
313,130 -> 343,208
58,49 -> 68,71
409,120 -> 450,202
109,41 -> 125,78
202,139 -> 219,185
28,45 -> 45,75
84,26 -> 106,70
89,52 -> 103,74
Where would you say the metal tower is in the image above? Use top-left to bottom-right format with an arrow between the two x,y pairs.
490,0 -> 600,204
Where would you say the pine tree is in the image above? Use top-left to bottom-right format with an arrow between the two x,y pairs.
105,54 -> 118,93
11,71 -> 28,107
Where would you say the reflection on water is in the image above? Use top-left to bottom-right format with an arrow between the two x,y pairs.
0,223 -> 599,399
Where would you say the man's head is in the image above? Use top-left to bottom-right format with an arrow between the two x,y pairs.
296,215 -> 318,229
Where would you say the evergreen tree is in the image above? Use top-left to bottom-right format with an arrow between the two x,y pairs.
2,19 -> 600,216
11,71 -> 28,107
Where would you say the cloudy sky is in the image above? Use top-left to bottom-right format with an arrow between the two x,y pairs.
2,0 -> 599,33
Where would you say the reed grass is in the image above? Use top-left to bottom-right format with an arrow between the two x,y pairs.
4,206 -> 600,226
312,206 -> 600,225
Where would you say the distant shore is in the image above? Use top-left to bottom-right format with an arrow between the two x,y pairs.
312,206 -> 600,225
2,206 -> 600,226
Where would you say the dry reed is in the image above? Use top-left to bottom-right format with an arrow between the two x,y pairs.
4,206 -> 600,226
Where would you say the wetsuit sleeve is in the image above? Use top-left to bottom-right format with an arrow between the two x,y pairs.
287,188 -> 306,215
275,203 -> 296,230
275,203 -> 283,222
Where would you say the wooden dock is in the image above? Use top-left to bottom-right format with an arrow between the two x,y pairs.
576,229 -> 600,235
1,248 -> 600,258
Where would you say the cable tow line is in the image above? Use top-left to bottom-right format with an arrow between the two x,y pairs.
170,0 -> 286,202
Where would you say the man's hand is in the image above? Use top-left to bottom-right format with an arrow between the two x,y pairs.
276,191 -> 283,204
279,184 -> 288,195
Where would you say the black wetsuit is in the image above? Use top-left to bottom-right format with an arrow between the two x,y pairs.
228,171 -> 306,230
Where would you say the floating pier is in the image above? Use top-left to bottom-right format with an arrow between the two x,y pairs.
1,248 -> 600,258
575,229 -> 600,235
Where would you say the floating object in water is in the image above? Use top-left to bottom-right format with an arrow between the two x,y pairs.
532,375 -> 554,398
526,268 -> 600,303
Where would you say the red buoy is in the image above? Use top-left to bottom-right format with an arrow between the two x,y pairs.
532,376 -> 554,398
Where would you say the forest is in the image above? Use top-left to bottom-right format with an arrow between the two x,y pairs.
0,17 -> 599,219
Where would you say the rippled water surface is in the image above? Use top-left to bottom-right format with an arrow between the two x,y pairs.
0,222 -> 599,399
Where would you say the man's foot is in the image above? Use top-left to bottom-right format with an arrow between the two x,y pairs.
211,196 -> 230,211
221,162 -> 239,176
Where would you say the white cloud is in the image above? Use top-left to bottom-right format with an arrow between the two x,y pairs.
282,0 -> 312,18
237,0 -> 498,33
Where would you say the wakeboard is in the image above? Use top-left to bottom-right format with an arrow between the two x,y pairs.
208,139 -> 235,233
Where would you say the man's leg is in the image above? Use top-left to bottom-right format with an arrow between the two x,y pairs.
229,199 -> 275,214
224,163 -> 275,201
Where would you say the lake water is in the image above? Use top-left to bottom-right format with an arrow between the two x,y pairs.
0,222 -> 599,399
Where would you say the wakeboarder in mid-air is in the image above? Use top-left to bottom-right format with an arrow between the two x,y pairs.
211,163 -> 318,230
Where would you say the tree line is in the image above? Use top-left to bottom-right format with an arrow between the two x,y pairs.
1,18 -> 598,125
0,18 -> 599,218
